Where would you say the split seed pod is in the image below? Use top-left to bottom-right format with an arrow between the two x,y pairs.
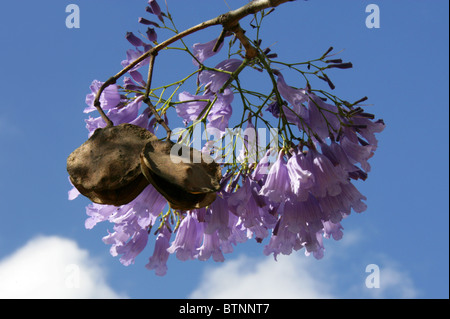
140,139 -> 222,210
67,123 -> 156,206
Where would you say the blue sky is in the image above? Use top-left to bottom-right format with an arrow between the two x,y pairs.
0,0 -> 448,299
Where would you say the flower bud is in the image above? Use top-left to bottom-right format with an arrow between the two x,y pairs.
126,32 -> 144,47
138,17 -> 160,27
146,27 -> 157,42
327,62 -> 353,69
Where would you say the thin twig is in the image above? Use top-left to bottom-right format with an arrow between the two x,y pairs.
142,52 -> 173,138
144,52 -> 158,98
143,98 -> 172,139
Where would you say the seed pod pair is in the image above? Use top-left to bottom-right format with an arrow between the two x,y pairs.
67,124 -> 221,209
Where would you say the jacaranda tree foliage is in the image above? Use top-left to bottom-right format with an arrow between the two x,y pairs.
67,0 -> 385,276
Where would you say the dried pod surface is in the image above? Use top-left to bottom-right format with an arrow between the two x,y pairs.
141,139 -> 222,210
67,123 -> 156,206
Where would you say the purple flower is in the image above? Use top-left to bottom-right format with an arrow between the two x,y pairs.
123,76 -> 144,92
259,151 -> 291,203
322,220 -> 344,241
286,150 -> 314,201
204,195 -> 231,241
252,149 -> 273,180
338,182 -> 368,214
176,88 -> 233,133
85,185 -> 167,266
138,17 -> 160,28
121,47 -> 152,85
146,0 -> 164,23
68,177 -> 80,201
275,71 -> 307,106
340,130 -> 374,172
146,226 -> 171,276
126,32 -> 145,47
266,101 -> 281,118
306,92 -> 340,140
146,28 -> 157,42
176,91 -> 212,124
85,96 -> 145,135
352,117 -> 385,150
274,71 -> 309,126
338,117 -> 385,173
167,213 -> 203,261
84,80 -> 121,113
85,203 -> 117,229
263,218 -> 303,260
192,38 -> 224,66
224,212 -> 249,248
228,176 -> 271,232
303,148 -> 348,198
115,229 -> 149,266
199,59 -> 242,92
282,193 -> 324,236
317,181 -> 367,225
206,88 -> 233,133
320,141 -> 360,175
198,232 -> 225,262
303,230 -> 325,259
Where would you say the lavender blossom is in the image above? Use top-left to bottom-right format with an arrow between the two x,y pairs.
146,226 -> 171,276
84,185 -> 167,266
286,150 -> 314,201
259,151 -> 291,203
306,92 -> 340,140
206,88 -> 233,132
198,232 -> 225,262
204,195 -> 231,241
266,101 -> 281,118
167,213 -> 203,261
199,59 -> 242,92
121,48 -> 151,85
85,96 -> 145,136
274,71 -> 309,126
84,80 -> 121,113
177,88 -> 233,133
192,37 -> 224,66
304,148 -> 348,198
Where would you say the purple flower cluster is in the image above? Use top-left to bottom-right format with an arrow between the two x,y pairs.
176,53 -> 242,134
69,0 -> 385,275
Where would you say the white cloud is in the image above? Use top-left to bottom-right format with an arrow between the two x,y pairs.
189,254 -> 335,299
0,235 -> 126,299
189,230 -> 420,299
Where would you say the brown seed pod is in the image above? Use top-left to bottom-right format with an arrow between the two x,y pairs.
140,139 -> 222,210
67,123 -> 156,206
